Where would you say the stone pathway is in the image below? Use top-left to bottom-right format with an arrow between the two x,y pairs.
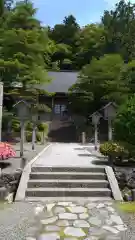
32,143 -> 100,167
26,201 -> 127,240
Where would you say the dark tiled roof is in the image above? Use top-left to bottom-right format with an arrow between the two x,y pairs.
41,71 -> 78,93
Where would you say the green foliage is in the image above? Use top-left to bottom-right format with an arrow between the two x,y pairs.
69,54 -> 124,116
0,0 -> 52,117
0,1 -> 51,89
1,0 -> 135,126
37,122 -> 48,133
11,118 -> 20,132
102,0 -> 135,61
26,131 -> 31,142
6,1 -> 40,30
48,15 -> 79,70
117,202 -> 135,213
75,24 -> 106,68
36,131 -> 41,142
2,108 -> 13,130
114,96 -> 135,146
99,141 -> 128,161
26,121 -> 33,131
120,60 -> 135,94
0,28 -> 50,87
26,131 -> 41,142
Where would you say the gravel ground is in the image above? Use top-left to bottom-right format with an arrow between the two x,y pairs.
0,143 -> 48,239
0,143 -> 47,174
0,202 -> 36,240
118,210 -> 135,240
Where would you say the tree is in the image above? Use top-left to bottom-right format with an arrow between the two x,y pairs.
74,24 -> 106,69
102,0 -> 135,61
120,60 -> 135,94
0,0 -> 13,16
51,43 -> 72,70
69,54 -> 125,116
0,0 -> 13,27
0,0 -> 52,113
49,15 -> 79,46
114,95 -> 135,145
6,1 -> 40,29
48,15 -> 80,70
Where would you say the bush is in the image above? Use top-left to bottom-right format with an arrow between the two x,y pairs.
26,121 -> 33,131
26,131 -> 41,142
26,131 -> 32,142
100,141 -> 128,162
11,118 -> 20,132
37,122 -> 48,133
121,142 -> 135,159
36,132 -> 41,142
114,96 -> 135,145
0,142 -> 16,160
2,111 -> 13,131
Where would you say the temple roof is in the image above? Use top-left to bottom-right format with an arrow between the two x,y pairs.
41,71 -> 78,93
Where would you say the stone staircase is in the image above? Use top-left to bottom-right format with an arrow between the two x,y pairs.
25,166 -> 113,200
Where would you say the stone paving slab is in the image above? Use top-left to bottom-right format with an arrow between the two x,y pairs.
26,201 -> 128,240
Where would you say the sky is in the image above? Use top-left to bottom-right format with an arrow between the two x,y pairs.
33,0 -> 135,27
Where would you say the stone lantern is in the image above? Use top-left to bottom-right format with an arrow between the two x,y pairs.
14,100 -> 30,121
14,100 -> 30,157
90,111 -> 102,150
102,102 -> 117,141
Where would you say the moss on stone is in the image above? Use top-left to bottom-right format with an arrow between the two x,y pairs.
117,202 -> 135,213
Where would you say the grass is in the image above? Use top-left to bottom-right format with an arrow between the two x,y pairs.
117,202 -> 135,213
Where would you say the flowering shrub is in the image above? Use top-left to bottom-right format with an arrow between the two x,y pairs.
0,142 -> 16,160
100,141 -> 128,162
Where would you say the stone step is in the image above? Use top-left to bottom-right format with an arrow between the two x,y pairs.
31,166 -> 105,173
25,196 -> 113,202
27,179 -> 109,188
25,187 -> 111,198
29,172 -> 107,180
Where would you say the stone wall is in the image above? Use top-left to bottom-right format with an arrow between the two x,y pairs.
0,168 -> 22,202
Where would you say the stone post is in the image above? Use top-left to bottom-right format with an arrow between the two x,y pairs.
82,132 -> 86,145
